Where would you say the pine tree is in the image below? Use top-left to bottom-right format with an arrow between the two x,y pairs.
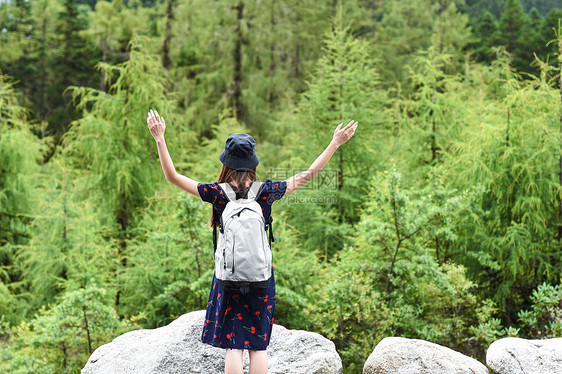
0,72 -> 43,323
540,8 -> 562,64
51,0 -> 100,137
374,0 -> 472,91
61,36 -> 192,317
81,0 -> 139,91
494,0 -> 536,75
276,5 -> 390,258
470,10 -> 499,64
447,48 -> 562,320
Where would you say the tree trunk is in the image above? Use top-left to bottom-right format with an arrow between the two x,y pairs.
338,47 -> 344,191
431,67 -> 437,162
39,16 -> 48,119
506,107 -> 512,223
232,0 -> 244,121
163,0 -> 174,69
82,306 -> 93,354
101,38 -> 107,91
268,0 -> 276,108
558,28 -> 562,240
292,0 -> 300,79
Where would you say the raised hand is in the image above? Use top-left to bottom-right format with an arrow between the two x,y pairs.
332,120 -> 358,148
147,109 -> 166,142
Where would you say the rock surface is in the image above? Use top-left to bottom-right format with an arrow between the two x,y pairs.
486,337 -> 562,374
363,337 -> 488,374
81,309 -> 342,374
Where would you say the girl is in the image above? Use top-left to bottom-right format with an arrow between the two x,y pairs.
147,109 -> 357,374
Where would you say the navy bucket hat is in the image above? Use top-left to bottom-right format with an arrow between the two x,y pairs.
219,133 -> 259,171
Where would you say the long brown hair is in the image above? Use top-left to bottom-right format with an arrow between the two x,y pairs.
209,165 -> 257,228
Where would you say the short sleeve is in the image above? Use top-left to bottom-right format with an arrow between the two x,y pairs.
197,182 -> 221,203
260,178 -> 287,204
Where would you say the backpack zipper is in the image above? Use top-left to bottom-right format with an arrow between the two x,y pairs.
232,234 -> 235,273
261,226 -> 267,268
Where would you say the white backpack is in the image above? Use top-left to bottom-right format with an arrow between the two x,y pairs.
213,182 -> 273,295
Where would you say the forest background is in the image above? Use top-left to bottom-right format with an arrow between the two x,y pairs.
1,0 -> 562,373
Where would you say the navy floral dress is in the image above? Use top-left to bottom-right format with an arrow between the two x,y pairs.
197,178 -> 287,350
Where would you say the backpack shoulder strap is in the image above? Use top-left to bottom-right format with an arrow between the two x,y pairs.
219,183 -> 237,202
247,181 -> 264,201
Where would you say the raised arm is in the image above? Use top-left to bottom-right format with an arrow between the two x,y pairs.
284,120 -> 358,195
147,109 -> 200,197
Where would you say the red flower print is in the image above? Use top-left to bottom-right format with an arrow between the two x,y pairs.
203,332 -> 206,337
232,294 -> 240,299
267,305 -> 272,309
251,326 -> 255,334
218,293 -> 221,298
227,333 -> 231,339
245,341 -> 250,345
237,313 -> 242,320
272,317 -> 274,323
214,334 -> 217,338
264,333 -> 268,341
226,307 -> 232,314
244,304 -> 249,308
204,188 -> 207,192
256,311 -> 260,316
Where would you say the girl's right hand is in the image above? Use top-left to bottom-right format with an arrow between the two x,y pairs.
147,109 -> 166,141
332,120 -> 358,148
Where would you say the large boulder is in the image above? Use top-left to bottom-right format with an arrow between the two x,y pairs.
486,337 -> 562,374
363,337 -> 488,374
81,309 -> 341,374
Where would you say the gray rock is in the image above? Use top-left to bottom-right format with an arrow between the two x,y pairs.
486,337 -> 562,374
363,337 -> 488,374
81,309 -> 341,374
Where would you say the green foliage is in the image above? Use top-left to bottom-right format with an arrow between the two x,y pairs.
469,10 -> 499,64
16,157 -> 117,316
277,5 -> 391,258
492,0 -> 541,76
518,282 -> 562,338
119,189 -> 214,327
374,0 -> 472,88
469,299 -> 519,349
0,347 -> 56,374
0,72 -> 44,324
446,48 -> 562,312
2,1 -> 562,373
0,285 -> 137,374
308,166 -> 484,369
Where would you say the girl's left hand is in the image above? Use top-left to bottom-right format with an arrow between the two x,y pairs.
147,109 -> 166,141
332,120 -> 358,148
